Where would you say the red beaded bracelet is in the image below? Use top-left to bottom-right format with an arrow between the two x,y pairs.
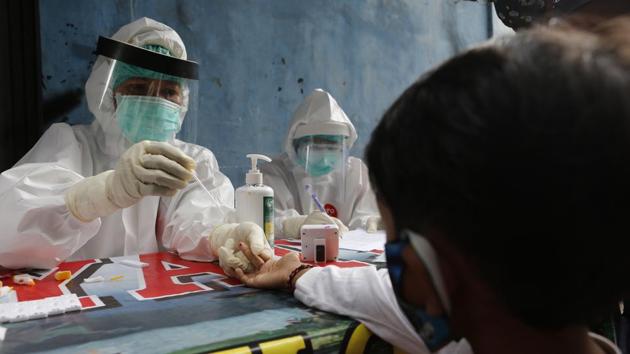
287,264 -> 314,292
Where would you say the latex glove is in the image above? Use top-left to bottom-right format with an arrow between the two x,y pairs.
366,215 -> 383,233
209,222 -> 273,274
65,141 -> 196,222
282,211 -> 349,238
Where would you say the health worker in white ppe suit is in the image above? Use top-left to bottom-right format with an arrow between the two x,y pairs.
0,18 -> 270,272
262,89 -> 381,238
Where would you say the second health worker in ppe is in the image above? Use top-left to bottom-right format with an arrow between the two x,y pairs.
0,18 -> 246,269
262,89 -> 381,238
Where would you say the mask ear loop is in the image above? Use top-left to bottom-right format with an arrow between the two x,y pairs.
406,230 -> 452,315
177,82 -> 192,141
304,142 -> 312,172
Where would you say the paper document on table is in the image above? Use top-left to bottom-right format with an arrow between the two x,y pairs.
339,229 -> 386,252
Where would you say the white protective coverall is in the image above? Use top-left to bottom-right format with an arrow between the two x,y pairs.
0,18 -> 234,269
295,267 -> 621,354
261,89 -> 379,237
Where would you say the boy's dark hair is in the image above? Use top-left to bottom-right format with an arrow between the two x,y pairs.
366,18 -> 630,328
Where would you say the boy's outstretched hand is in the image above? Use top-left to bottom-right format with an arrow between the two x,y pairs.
231,242 -> 308,290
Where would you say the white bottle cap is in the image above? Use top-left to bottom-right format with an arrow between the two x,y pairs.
246,154 -> 272,185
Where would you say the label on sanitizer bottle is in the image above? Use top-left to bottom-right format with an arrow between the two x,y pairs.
263,196 -> 274,248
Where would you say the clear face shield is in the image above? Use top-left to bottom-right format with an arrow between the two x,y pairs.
95,36 -> 199,144
293,135 -> 348,216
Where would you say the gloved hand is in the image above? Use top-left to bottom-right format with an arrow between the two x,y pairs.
65,140 -> 196,222
282,211 -> 349,238
209,222 -> 273,274
366,215 -> 383,233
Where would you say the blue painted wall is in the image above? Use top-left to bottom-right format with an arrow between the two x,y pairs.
39,0 -> 492,184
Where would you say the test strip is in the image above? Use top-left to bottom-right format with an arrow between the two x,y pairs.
83,276 -> 104,283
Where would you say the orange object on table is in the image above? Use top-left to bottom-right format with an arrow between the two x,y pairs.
54,270 -> 72,281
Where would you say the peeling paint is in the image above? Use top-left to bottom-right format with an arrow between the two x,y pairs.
211,77 -> 223,88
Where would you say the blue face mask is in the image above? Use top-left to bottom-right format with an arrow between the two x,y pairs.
295,135 -> 345,177
385,229 -> 452,351
296,148 -> 340,177
115,95 -> 181,143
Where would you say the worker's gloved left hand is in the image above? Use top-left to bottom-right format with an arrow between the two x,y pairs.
209,222 -> 273,275
282,211 -> 349,238
366,215 -> 383,233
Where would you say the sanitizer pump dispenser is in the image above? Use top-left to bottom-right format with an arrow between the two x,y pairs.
236,154 -> 275,247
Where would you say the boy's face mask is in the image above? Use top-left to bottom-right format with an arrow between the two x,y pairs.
385,229 -> 453,351
115,95 -> 182,143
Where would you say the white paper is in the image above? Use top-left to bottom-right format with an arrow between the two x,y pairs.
339,229 -> 386,252
372,252 -> 386,262
0,287 -> 17,304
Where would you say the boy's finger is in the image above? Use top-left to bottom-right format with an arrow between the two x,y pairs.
239,242 -> 265,269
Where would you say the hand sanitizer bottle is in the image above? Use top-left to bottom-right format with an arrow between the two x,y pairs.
236,154 -> 275,247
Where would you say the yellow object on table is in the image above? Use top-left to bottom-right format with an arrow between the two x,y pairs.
54,270 -> 72,281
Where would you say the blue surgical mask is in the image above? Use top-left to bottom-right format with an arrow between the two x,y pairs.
115,95 -> 181,143
385,229 -> 452,351
297,146 -> 341,177
296,148 -> 340,177
295,135 -> 345,177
